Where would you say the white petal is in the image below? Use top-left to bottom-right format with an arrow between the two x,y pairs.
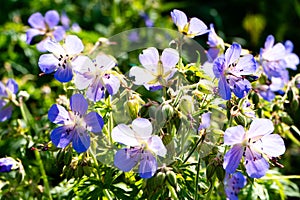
74,73 -> 92,90
95,54 -> 116,71
129,66 -> 155,85
171,9 -> 187,31
72,55 -> 95,73
65,35 -> 84,55
224,125 -> 245,145
44,39 -> 65,56
161,48 -> 179,72
261,134 -> 285,157
148,135 -> 167,157
112,124 -> 139,146
132,118 -> 152,141
139,47 -> 159,72
248,119 -> 274,139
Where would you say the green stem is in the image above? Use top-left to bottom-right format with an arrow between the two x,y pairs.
34,150 -> 52,200
166,182 -> 179,200
183,134 -> 204,164
194,152 -> 202,200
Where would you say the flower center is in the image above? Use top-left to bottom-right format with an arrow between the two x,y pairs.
58,54 -> 74,69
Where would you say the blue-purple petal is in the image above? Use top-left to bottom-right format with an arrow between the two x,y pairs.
70,94 -> 88,116
231,78 -> 251,98
54,65 -> 73,83
38,54 -> 58,74
48,104 -> 70,124
28,12 -> 46,30
114,148 -> 140,172
244,148 -> 269,178
223,144 -> 243,174
26,29 -> 44,45
86,80 -> 105,102
0,157 -> 17,172
0,100 -> 12,122
198,112 -> 211,131
224,172 -> 247,200
213,56 -> 225,78
52,26 -> 65,42
44,10 -> 60,29
225,43 -> 241,67
218,76 -> 231,100
50,125 -> 74,149
72,130 -> 90,153
84,111 -> 104,134
139,151 -> 157,178
6,79 -> 18,94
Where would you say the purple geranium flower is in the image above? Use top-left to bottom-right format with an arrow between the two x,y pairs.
224,172 -> 247,200
260,35 -> 299,80
171,9 -> 208,38
223,118 -> 285,178
0,79 -> 18,122
26,10 -> 65,52
0,157 -> 18,172
112,118 -> 167,178
38,35 -> 84,82
129,47 -> 179,91
213,43 -> 257,100
207,24 -> 224,62
258,77 -> 285,102
73,54 -> 120,102
48,94 -> 104,153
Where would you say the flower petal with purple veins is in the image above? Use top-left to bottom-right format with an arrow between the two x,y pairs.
28,12 -> 46,30
95,54 -> 116,71
111,124 -> 139,146
223,144 -> 243,174
248,118 -> 274,139
139,47 -> 159,72
260,134 -> 285,157
231,78 -> 251,98
44,10 -> 60,29
54,64 -> 73,82
64,35 -> 84,55
50,125 -> 74,149
48,104 -> 70,124
72,130 -> 90,153
188,17 -> 209,36
103,74 -> 120,95
139,151 -> 157,178
86,80 -> 105,102
224,125 -> 245,145
84,111 -> 104,134
161,48 -> 179,72
218,76 -> 231,100
147,135 -> 167,157
213,56 -> 225,78
233,55 -> 257,76
114,148 -> 140,172
170,9 -> 187,32
52,26 -> 66,42
0,100 -> 12,122
38,54 -> 58,74
6,79 -> 18,94
70,94 -> 88,116
224,172 -> 247,200
132,118 -> 153,141
224,43 -> 241,67
244,148 -> 269,178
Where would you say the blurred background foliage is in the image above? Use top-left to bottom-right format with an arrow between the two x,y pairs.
0,0 -> 300,198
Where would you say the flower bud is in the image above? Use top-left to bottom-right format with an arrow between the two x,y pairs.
125,94 -> 145,119
155,171 -> 166,186
179,95 -> 194,115
162,103 -> 174,120
166,170 -> 177,187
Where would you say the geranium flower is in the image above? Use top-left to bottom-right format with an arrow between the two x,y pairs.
223,118 -> 285,178
260,35 -> 299,80
213,43 -> 257,100
38,35 -> 84,82
73,54 -> 120,102
112,118 -> 167,178
48,94 -> 104,153
129,47 -> 179,91
224,172 -> 247,200
26,10 -> 65,52
170,9 -> 208,38
0,157 -> 19,172
0,79 -> 18,122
